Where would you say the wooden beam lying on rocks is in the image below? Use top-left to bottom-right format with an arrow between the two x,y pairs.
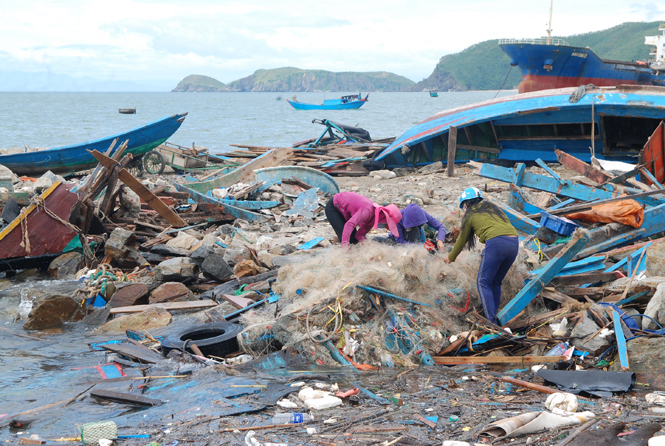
110,299 -> 218,314
433,355 -> 567,365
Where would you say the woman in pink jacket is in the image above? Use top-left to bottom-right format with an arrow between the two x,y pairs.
325,191 -> 401,246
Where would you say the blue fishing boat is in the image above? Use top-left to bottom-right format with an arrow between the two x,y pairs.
0,113 -> 187,175
287,93 -> 369,110
429,91 -> 438,97
254,166 -> 340,195
363,85 -> 665,170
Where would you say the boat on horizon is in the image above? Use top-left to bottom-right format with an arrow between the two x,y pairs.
500,23 -> 665,94
429,91 -> 438,97
363,85 -> 665,170
286,93 -> 369,110
0,113 -> 187,176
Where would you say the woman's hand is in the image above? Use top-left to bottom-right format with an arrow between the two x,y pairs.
444,257 -> 451,264
437,240 -> 444,251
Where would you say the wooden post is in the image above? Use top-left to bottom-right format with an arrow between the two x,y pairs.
447,126 -> 457,177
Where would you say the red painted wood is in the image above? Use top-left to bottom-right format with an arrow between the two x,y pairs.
642,122 -> 665,184
0,183 -> 78,259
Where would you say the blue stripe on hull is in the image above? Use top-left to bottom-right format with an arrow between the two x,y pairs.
287,100 -> 366,110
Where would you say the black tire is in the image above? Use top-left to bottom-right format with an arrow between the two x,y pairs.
160,322 -> 243,358
143,150 -> 166,175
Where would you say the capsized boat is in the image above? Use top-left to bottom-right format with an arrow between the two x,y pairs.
500,23 -> 665,94
287,93 -> 369,110
0,113 -> 187,176
364,85 -> 665,170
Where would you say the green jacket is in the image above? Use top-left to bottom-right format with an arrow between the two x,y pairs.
448,204 -> 517,262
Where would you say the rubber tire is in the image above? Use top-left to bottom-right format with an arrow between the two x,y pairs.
160,322 -> 243,358
143,150 -> 166,175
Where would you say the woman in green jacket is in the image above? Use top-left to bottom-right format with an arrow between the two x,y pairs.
444,187 -> 518,324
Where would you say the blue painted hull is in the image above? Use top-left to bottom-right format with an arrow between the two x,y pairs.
0,113 -> 187,175
500,43 -> 665,93
254,166 -> 340,195
370,85 -> 665,169
286,99 -> 367,110
173,183 -> 269,223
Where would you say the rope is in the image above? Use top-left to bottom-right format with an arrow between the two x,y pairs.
493,66 -> 513,99
19,208 -> 31,254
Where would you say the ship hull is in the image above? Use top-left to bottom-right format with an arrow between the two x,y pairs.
500,43 -> 665,93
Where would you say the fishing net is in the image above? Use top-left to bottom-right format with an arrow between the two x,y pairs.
239,241 -> 531,366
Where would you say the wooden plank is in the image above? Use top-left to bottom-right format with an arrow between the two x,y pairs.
612,310 -> 630,371
540,288 -> 579,306
550,272 -> 619,287
110,299 -> 218,314
100,343 -> 165,363
641,121 -> 665,184
457,144 -> 501,154
219,294 -> 255,309
90,389 -> 163,406
497,229 -> 590,325
447,126 -> 457,177
433,355 -> 566,365
186,148 -> 294,193
414,414 -> 436,428
237,269 -> 279,285
89,150 -> 187,228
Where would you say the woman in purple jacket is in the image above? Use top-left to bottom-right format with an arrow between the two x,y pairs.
325,191 -> 401,246
380,203 -> 447,250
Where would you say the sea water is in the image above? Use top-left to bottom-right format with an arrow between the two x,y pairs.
0,91 -> 516,154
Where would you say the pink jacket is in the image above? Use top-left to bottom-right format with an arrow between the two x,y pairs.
333,192 -> 375,245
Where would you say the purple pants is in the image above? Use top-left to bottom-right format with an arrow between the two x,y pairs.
477,235 -> 519,324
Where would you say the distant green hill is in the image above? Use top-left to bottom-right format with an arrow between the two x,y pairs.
223,67 -> 415,92
413,21 -> 663,91
172,74 -> 225,92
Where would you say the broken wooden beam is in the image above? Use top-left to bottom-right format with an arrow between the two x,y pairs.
89,150 -> 187,228
90,389 -> 163,406
110,299 -> 218,314
433,355 -> 567,365
555,149 -> 613,184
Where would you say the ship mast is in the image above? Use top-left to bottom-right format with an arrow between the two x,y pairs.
547,0 -> 553,44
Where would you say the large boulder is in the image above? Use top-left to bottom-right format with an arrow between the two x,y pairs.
47,252 -> 84,279
95,307 -> 172,334
23,295 -> 84,330
105,228 -> 146,268
569,310 -> 612,355
202,253 -> 234,281
610,337 -> 665,372
190,246 -> 214,266
154,257 -> 199,282
644,282 -> 665,330
149,282 -> 192,304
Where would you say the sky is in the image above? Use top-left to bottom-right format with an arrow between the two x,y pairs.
1,0 -> 664,88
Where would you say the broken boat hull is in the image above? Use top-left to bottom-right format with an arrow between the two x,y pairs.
366,85 -> 665,170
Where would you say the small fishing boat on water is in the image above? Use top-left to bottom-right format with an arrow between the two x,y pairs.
364,85 -> 665,170
119,107 -> 136,114
287,93 -> 369,110
429,91 -> 438,97
0,113 -> 187,176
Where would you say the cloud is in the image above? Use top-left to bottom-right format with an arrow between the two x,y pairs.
629,2 -> 664,20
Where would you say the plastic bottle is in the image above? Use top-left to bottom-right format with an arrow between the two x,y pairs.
545,342 -> 570,356
271,413 -> 314,424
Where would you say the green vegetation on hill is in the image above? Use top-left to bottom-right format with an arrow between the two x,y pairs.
172,74 -> 225,92
224,67 -> 415,92
413,21 -> 663,91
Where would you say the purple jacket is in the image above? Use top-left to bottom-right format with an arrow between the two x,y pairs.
391,203 -> 446,244
333,192 -> 375,245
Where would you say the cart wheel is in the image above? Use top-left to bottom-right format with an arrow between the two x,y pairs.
126,156 -> 144,178
143,150 -> 165,175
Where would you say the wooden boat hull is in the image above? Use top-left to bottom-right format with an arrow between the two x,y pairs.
286,99 -> 367,110
369,85 -> 665,169
0,113 -> 187,175
0,181 -> 78,260
173,183 -> 270,223
254,166 -> 340,195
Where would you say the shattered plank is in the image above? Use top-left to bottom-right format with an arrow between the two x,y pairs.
496,229 -> 590,325
89,150 -> 187,228
100,343 -> 164,363
555,149 -> 613,184
110,299 -> 218,314
612,310 -> 630,371
90,389 -> 163,406
433,355 -> 567,365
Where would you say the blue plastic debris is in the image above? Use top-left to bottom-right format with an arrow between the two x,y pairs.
540,211 -> 579,236
284,188 -> 320,218
298,237 -> 325,250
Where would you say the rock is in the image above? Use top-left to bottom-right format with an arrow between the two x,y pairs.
33,171 -> 62,190
151,244 -> 192,257
293,220 -> 307,228
234,219 -> 251,230
201,253 -> 234,281
569,311 -> 612,355
201,279 -> 239,301
149,282 -> 192,304
369,170 -> 396,180
201,233 -> 218,248
301,217 -> 315,226
271,254 -> 308,268
257,250 -> 274,268
108,283 -> 151,308
610,337 -> 665,372
47,252 -> 84,279
256,236 -> 273,251
647,243 -> 665,276
418,161 -> 443,174
95,307 -> 172,334
270,244 -> 295,256
190,246 -> 214,266
644,282 -> 665,330
234,259 -> 261,278
219,224 -> 235,235
223,246 -> 251,265
166,232 -> 199,250
105,228 -> 146,268
23,295 -> 83,330
154,257 -> 199,282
